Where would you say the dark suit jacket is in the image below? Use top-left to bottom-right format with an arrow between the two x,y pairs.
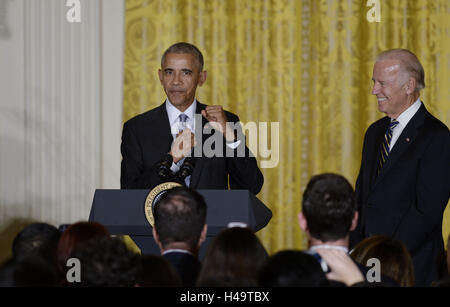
120,101 -> 264,194
351,103 -> 450,286
163,251 -> 201,287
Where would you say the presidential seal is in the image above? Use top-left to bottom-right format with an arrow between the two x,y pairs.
144,182 -> 182,227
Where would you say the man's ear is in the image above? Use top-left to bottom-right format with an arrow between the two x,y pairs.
350,211 -> 359,231
198,70 -> 207,87
298,212 -> 308,233
152,227 -> 163,251
158,69 -> 164,85
197,224 -> 208,247
405,77 -> 416,95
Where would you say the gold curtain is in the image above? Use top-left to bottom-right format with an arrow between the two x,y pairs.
123,0 -> 450,254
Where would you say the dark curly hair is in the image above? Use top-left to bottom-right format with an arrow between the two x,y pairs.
302,173 -> 356,242
69,236 -> 141,287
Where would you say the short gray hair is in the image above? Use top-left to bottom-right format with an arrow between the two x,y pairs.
376,49 -> 425,91
161,42 -> 204,71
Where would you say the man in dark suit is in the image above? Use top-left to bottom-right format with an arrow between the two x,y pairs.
152,186 -> 207,286
351,49 -> 450,286
120,42 -> 263,194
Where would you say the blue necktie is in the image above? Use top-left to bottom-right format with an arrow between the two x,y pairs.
177,113 -> 191,187
178,113 -> 188,133
378,119 -> 399,174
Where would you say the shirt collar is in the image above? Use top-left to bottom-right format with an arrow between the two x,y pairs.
394,98 -> 422,127
310,245 -> 349,253
162,249 -> 194,256
165,98 -> 197,126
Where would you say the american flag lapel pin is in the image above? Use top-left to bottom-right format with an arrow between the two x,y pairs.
406,137 -> 410,142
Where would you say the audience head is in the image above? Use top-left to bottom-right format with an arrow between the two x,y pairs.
70,236 -> 140,287
196,226 -> 268,287
137,254 -> 182,287
56,221 -> 109,281
350,235 -> 415,287
258,250 -> 329,287
299,173 -> 357,243
12,222 -> 61,265
0,256 -> 58,287
153,187 -> 207,254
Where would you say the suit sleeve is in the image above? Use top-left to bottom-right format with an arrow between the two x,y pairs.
393,128 -> 450,253
225,114 -> 264,195
350,129 -> 370,249
350,172 -> 364,249
120,121 -> 162,189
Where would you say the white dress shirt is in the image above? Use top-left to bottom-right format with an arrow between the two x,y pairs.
165,98 -> 241,187
166,99 -> 197,187
389,98 -> 422,151
166,99 -> 197,137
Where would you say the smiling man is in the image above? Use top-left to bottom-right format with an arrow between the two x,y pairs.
350,49 -> 450,286
120,42 -> 263,195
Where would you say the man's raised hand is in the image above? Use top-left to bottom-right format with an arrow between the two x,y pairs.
170,129 -> 196,163
201,106 -> 235,142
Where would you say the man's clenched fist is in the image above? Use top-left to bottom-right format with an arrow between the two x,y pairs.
201,105 -> 235,142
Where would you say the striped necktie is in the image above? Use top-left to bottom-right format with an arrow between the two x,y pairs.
177,113 -> 191,187
178,113 -> 188,133
377,119 -> 399,174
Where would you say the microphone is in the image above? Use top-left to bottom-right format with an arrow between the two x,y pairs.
176,157 -> 196,182
157,153 -> 174,179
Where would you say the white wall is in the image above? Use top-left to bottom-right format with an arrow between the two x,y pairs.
0,0 -> 124,227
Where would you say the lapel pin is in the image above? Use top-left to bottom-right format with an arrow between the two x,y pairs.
406,138 -> 410,142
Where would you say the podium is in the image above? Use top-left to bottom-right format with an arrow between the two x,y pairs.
88,189 -> 272,259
